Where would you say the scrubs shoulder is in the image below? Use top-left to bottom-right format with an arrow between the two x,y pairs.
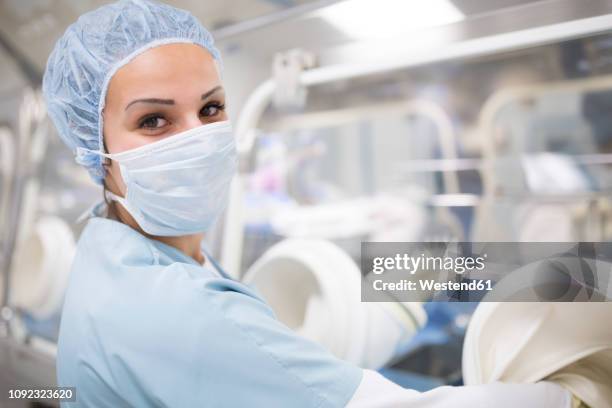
57,217 -> 362,407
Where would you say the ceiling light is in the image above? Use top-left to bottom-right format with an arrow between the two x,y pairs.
318,0 -> 465,40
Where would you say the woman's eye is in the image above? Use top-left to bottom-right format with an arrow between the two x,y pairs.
201,103 -> 225,117
139,115 -> 167,129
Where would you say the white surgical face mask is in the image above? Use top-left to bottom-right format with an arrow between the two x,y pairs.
100,120 -> 237,236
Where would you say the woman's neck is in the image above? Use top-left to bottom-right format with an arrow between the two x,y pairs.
156,234 -> 205,265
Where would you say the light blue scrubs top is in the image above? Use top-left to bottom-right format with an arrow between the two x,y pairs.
57,216 -> 362,407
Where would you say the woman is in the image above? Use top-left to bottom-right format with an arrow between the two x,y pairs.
42,1 -> 573,406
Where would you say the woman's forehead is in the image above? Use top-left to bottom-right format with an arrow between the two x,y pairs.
106,43 -> 221,105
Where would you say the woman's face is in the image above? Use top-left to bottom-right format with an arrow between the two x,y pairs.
102,43 -> 226,195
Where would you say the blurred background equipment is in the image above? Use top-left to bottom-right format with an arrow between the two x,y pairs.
3,0 -> 612,404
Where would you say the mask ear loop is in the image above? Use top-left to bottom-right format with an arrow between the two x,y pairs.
94,108 -> 126,221
101,138 -> 127,222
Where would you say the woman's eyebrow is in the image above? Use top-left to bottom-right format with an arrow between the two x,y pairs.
202,86 -> 223,100
124,86 -> 223,111
125,98 -> 174,111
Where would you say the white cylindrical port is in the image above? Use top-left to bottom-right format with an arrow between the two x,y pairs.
244,238 -> 426,369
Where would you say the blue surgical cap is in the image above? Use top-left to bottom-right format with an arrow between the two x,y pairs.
42,0 -> 221,184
